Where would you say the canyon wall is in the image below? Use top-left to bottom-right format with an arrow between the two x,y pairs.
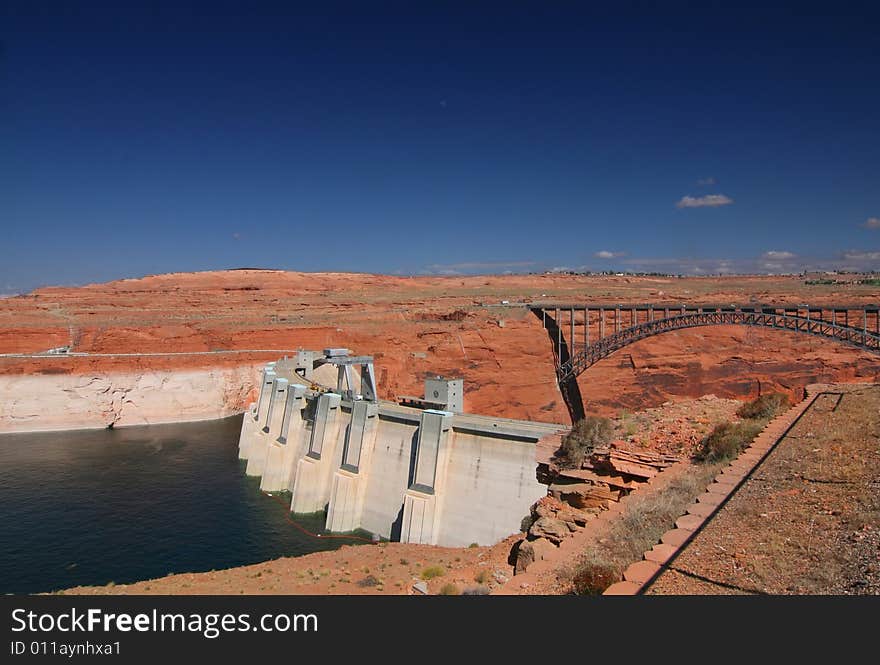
576,325 -> 879,416
0,365 -> 262,433
2,271 -> 877,429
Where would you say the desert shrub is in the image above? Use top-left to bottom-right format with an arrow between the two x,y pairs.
696,421 -> 763,463
736,392 -> 790,421
462,585 -> 491,595
439,583 -> 461,595
356,575 -> 381,588
421,565 -> 445,580
558,415 -> 614,468
468,542 -> 479,549
571,559 -> 622,595
474,569 -> 490,584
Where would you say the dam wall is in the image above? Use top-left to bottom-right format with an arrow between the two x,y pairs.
239,360 -> 563,547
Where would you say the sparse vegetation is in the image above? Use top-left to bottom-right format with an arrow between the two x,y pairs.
696,420 -> 764,463
571,466 -> 719,595
618,409 -> 640,438
571,558 -> 622,595
736,392 -> 790,420
468,542 -> 479,549
558,415 -> 614,468
438,583 -> 460,595
421,565 -> 445,580
474,569 -> 490,584
649,387 -> 880,595
462,585 -> 490,595
356,575 -> 381,588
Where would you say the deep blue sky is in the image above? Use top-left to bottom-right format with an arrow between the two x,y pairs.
2,1 -> 879,293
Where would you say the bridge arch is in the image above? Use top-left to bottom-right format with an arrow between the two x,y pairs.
530,304 -> 880,422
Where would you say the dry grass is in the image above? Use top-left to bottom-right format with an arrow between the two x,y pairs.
421,565 -> 445,580
736,392 -> 790,420
570,464 -> 722,595
695,392 -> 789,463
696,420 -> 764,463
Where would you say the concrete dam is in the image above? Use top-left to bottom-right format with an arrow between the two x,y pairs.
238,350 -> 564,547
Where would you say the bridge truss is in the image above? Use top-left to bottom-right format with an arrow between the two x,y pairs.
530,304 -> 880,384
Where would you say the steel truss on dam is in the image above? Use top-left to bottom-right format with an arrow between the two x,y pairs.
530,303 -> 880,384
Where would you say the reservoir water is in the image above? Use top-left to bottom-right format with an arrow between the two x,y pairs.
0,415 -> 368,594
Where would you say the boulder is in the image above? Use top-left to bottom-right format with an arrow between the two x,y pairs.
531,495 -> 566,520
514,537 -> 557,574
556,506 -> 593,529
550,481 -> 619,510
528,516 -> 570,544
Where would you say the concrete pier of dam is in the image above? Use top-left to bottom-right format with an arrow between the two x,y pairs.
238,355 -> 565,547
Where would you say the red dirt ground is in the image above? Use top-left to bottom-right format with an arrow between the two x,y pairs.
645,384 -> 880,595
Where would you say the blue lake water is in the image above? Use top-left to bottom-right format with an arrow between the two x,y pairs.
0,415 -> 368,594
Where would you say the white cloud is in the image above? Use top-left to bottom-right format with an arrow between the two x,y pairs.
594,250 -> 625,259
863,217 -> 880,229
603,249 -> 880,275
842,250 -> 880,262
421,260 -> 536,275
697,177 -> 716,186
761,250 -> 796,260
675,194 -> 734,208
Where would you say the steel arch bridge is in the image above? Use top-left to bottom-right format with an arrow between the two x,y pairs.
530,303 -> 880,384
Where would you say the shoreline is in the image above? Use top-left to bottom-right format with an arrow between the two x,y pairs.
0,411 -> 247,436
0,365 -> 262,434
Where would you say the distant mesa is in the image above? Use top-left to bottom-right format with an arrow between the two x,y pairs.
229,267 -> 280,271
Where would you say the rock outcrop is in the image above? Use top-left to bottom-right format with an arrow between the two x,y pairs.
513,496 -> 602,574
